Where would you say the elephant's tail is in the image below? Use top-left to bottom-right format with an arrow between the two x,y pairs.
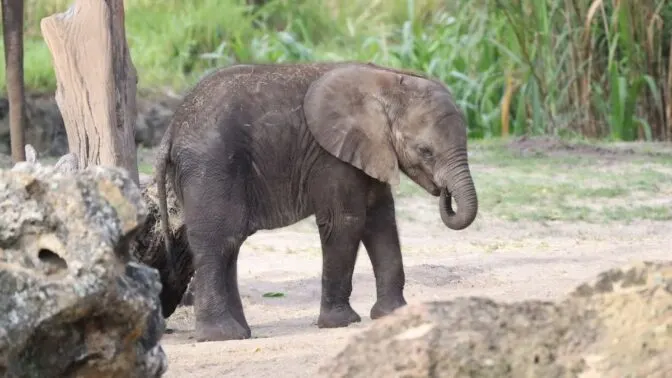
155,126 -> 175,283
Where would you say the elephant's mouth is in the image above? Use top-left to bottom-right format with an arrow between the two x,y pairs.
427,183 -> 440,196
404,166 -> 440,196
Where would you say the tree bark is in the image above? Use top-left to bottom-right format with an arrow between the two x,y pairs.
1,0 -> 26,163
39,0 -> 139,184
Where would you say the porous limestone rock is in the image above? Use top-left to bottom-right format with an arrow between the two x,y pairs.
321,261 -> 672,378
0,154 -> 168,377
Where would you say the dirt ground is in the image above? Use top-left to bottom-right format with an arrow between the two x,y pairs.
157,137 -> 672,377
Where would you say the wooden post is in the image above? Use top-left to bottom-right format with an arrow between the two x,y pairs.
1,0 -> 27,163
40,0 -> 139,184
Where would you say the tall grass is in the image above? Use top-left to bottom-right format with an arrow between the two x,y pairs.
1,0 -> 671,141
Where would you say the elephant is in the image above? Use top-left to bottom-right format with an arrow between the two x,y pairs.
1,0 -> 27,162
155,61 -> 478,341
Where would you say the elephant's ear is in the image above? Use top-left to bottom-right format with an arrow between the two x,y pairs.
303,65 -> 400,186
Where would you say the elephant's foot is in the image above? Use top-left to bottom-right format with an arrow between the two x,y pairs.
195,316 -> 251,342
317,303 -> 361,328
370,295 -> 407,320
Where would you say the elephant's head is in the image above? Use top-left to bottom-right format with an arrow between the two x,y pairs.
304,63 -> 477,230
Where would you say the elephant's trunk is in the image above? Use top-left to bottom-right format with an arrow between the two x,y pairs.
437,157 -> 478,230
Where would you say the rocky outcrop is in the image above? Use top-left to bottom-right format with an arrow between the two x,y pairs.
0,94 -> 178,157
0,147 -> 168,377
321,261 -> 672,378
0,95 -> 69,157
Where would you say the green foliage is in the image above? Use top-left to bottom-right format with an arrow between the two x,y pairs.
1,0 -> 671,140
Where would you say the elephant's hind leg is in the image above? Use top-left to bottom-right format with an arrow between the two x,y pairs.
182,178 -> 252,341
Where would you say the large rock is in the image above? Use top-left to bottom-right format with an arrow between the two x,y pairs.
0,156 -> 168,377
0,95 -> 68,157
0,94 -> 179,157
134,96 -> 180,148
321,261 -> 672,378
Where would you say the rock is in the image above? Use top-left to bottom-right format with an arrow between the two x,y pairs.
0,153 -> 11,169
321,261 -> 672,378
0,95 -> 68,157
0,159 -> 168,377
134,97 -> 179,148
10,144 -> 78,174
0,94 -> 180,157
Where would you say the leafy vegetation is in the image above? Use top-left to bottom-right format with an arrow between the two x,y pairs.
2,0 -> 671,141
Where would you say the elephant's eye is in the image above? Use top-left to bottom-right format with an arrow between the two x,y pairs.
417,146 -> 433,158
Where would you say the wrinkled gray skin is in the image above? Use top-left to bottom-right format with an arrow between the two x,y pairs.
155,62 -> 478,341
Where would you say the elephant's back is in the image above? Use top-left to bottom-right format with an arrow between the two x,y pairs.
167,62 -> 341,151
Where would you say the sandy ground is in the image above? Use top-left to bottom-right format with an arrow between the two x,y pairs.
161,195 -> 671,377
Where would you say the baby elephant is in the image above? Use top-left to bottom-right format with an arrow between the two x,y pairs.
156,61 -> 478,341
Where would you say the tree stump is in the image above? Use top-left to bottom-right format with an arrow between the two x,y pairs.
1,0 -> 27,163
39,0 -> 139,184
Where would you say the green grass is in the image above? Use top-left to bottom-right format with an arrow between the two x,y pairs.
472,142 -> 672,222
394,139 -> 672,223
1,0 -> 671,141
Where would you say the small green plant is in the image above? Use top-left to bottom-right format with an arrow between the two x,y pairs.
262,292 -> 286,298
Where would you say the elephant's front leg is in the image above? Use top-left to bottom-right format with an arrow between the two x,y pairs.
362,184 -> 407,319
315,209 -> 365,328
